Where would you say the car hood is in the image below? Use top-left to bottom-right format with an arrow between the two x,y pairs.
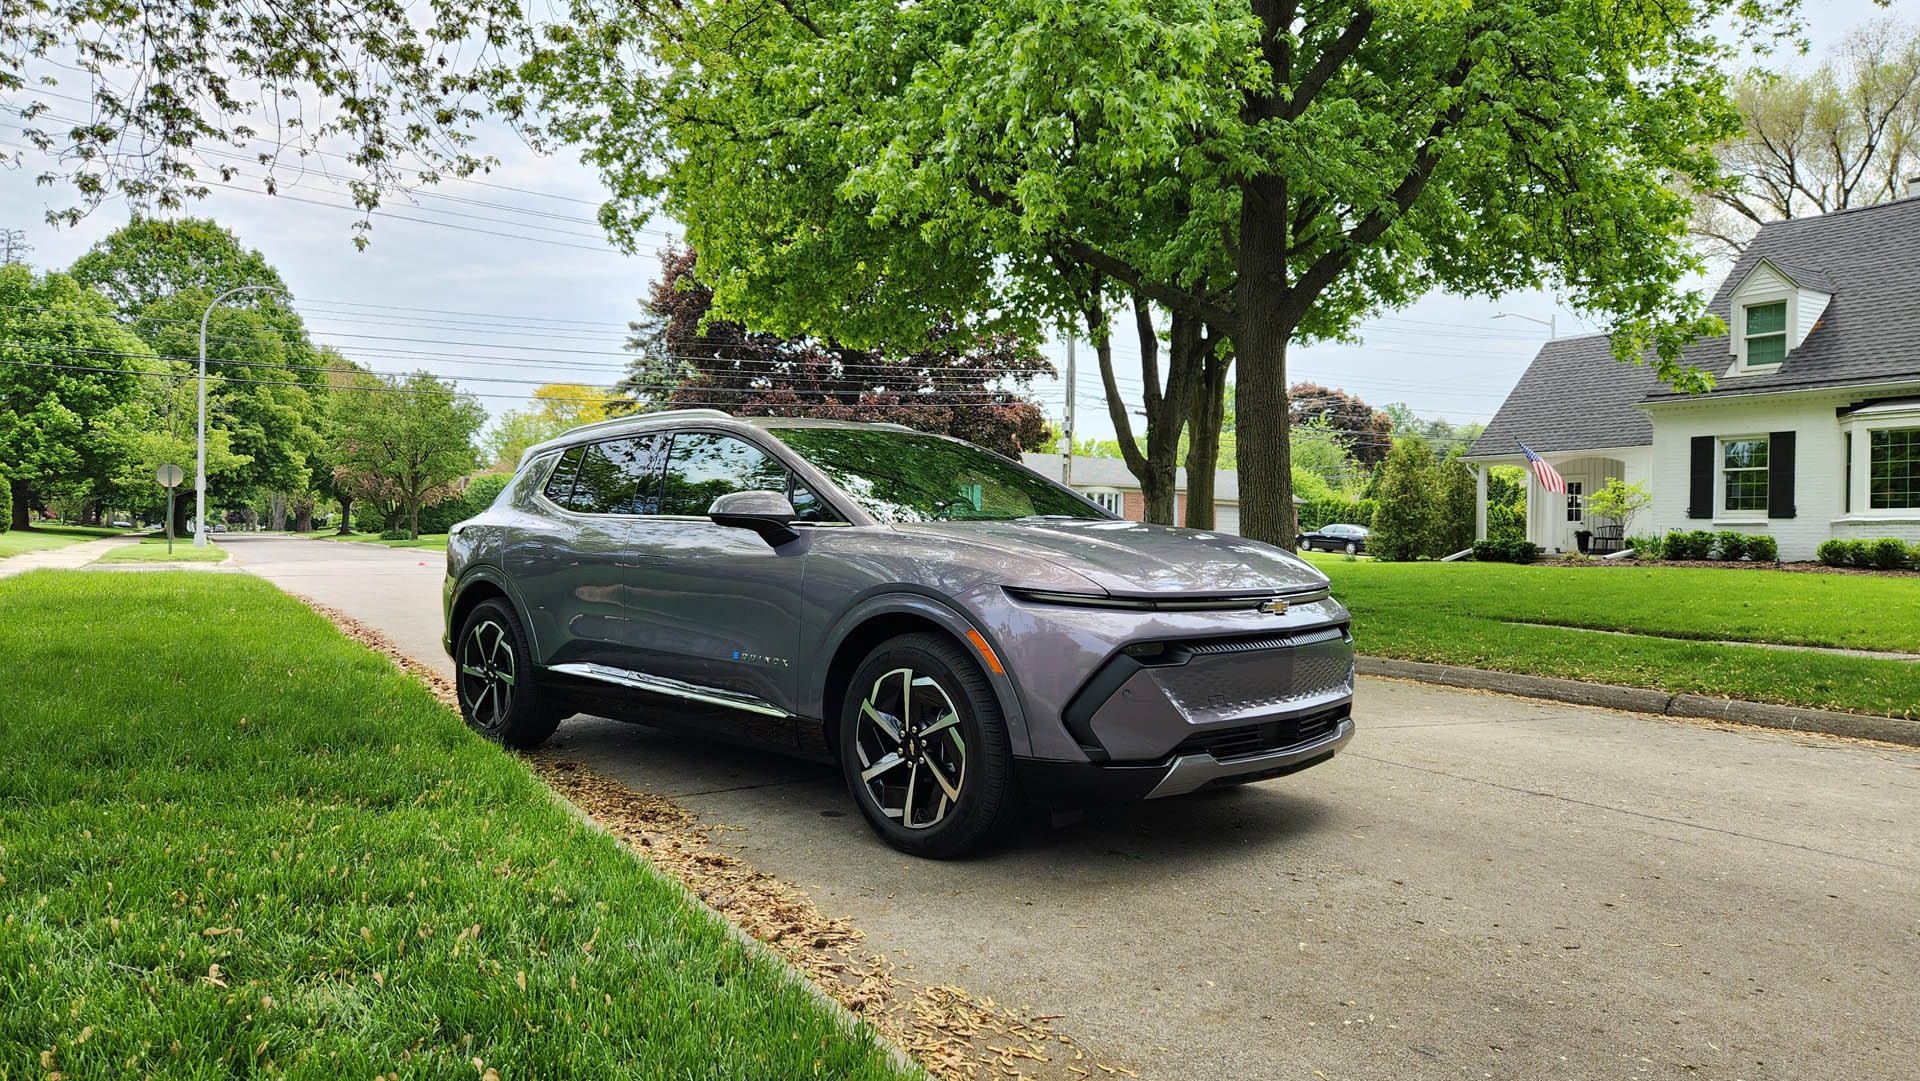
889,518 -> 1328,596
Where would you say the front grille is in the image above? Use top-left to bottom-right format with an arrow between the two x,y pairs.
1171,704 -> 1348,761
1174,624 -> 1349,657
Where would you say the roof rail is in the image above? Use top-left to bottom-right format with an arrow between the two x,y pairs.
516,408 -> 734,469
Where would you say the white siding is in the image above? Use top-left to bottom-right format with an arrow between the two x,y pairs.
1645,391 -> 1920,560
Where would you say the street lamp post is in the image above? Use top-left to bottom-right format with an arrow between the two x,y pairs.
197,285 -> 286,547
1493,311 -> 1557,339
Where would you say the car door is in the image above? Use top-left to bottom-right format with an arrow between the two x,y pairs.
621,429 -> 809,714
507,435 -> 665,668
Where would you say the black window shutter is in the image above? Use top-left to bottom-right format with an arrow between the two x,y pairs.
1688,436 -> 1713,519
1769,430 -> 1796,519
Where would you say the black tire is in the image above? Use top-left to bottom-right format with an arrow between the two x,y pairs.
838,632 -> 1018,858
455,598 -> 562,749
1345,541 -> 1358,555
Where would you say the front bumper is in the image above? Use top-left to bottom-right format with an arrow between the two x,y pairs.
1013,714 -> 1354,803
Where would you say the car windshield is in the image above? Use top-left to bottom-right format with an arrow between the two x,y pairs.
771,427 -> 1102,523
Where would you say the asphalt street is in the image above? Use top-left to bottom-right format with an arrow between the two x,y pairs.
229,533 -> 1920,1081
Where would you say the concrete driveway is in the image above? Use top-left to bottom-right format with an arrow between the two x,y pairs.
229,533 -> 1920,1080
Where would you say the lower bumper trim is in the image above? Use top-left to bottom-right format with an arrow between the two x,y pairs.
1144,717 -> 1355,798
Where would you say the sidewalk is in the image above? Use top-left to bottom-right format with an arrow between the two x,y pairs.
0,534 -> 140,579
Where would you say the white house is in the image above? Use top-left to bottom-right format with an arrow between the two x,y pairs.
1466,196 -> 1920,560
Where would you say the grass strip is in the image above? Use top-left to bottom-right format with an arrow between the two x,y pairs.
1308,556 -> 1920,718
0,570 -> 914,1080
327,531 -> 451,551
91,535 -> 227,563
0,525 -> 125,560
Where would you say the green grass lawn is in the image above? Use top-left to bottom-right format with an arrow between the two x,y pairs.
328,531 -> 451,551
0,524 -> 126,559
91,534 -> 228,563
0,571 -> 911,1080
1309,555 -> 1920,718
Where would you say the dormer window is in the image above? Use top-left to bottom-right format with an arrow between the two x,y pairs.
1744,301 -> 1787,368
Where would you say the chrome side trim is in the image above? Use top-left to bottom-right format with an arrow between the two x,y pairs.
546,662 -> 793,718
1144,717 -> 1354,799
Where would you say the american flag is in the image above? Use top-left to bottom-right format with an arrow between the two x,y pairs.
1517,440 -> 1567,494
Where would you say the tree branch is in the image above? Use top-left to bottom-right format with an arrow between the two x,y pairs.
1283,7 -> 1376,121
1056,235 -> 1235,328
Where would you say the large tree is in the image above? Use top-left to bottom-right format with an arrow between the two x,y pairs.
331,372 -> 485,538
626,247 -> 1052,457
1695,18 -> 1920,257
1,4 -> 532,237
1290,383 -> 1393,469
0,265 -> 157,529
523,0 -> 1767,547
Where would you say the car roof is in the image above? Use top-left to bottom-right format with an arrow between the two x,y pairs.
515,409 -> 923,469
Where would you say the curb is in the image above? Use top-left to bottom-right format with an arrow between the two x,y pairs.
1356,656 -> 1920,747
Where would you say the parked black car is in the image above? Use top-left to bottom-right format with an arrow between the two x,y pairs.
1296,523 -> 1369,554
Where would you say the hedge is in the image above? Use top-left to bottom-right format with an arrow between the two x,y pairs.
1471,538 -> 1540,563
1816,537 -> 1919,570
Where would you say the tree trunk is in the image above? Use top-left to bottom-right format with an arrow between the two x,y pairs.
10,479 -> 30,531
294,506 -> 313,532
337,495 -> 354,534
408,501 -> 420,539
1184,336 -> 1232,531
269,493 -> 287,532
1235,177 -> 1299,548
170,492 -> 190,538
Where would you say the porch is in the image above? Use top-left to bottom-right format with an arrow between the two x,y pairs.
1468,446 -> 1653,555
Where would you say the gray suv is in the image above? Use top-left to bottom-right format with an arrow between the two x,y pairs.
444,410 -> 1355,857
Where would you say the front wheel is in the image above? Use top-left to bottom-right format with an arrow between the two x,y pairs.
838,632 -> 1018,858
1345,542 -> 1358,555
456,598 -> 562,749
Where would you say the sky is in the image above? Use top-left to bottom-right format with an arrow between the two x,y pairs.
0,0 -> 1895,444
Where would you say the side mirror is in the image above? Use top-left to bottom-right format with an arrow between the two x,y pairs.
708,490 -> 801,546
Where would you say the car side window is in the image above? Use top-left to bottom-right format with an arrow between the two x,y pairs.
660,433 -> 791,516
788,480 -> 837,523
567,435 -> 668,515
543,446 -> 584,506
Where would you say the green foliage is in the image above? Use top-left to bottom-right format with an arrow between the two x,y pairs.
1745,534 -> 1779,562
0,265 -> 158,523
1662,530 -> 1716,561
1485,465 -> 1528,542
1624,533 -> 1665,558
1816,538 -> 1850,566
417,472 -> 513,534
1370,438 -> 1439,562
1436,454 -> 1478,556
0,467 -> 9,533
1472,539 -> 1543,564
1867,537 -> 1910,570
1297,498 -> 1377,533
1586,479 -> 1653,536
331,372 -> 485,539
1714,531 -> 1749,561
69,218 -> 288,320
377,527 -> 412,541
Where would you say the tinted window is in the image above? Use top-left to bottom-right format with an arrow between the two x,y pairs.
769,427 -> 1099,523
788,480 -> 837,523
543,446 -> 583,505
566,436 -> 667,514
660,433 -> 792,516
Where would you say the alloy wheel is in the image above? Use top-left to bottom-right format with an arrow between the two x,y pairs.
854,667 -> 967,830
459,618 -> 517,731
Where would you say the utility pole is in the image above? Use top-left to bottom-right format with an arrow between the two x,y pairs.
0,229 -> 31,266
1062,335 -> 1076,489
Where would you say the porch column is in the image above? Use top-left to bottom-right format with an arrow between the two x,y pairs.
1473,464 -> 1488,541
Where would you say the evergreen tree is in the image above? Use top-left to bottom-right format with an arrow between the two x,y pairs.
1369,437 -> 1439,562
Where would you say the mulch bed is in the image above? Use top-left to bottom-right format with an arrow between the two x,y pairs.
295,595 -> 1119,1081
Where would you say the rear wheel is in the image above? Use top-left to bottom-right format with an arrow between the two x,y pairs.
456,598 -> 562,749
838,633 -> 1017,858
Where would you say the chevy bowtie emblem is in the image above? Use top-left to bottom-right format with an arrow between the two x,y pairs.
1258,598 -> 1290,615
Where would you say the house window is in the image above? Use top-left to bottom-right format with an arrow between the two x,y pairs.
1869,428 -> 1920,510
1744,301 -> 1787,367
1565,481 -> 1583,523
1081,489 -> 1124,515
1723,437 -> 1769,513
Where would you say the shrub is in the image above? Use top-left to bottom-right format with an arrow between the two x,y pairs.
1817,538 -> 1850,566
1911,542 -> 1920,569
0,470 -> 9,534
1369,438 -> 1440,561
1471,538 -> 1541,563
1623,534 -> 1663,558
378,527 -> 412,541
1744,534 -> 1779,562
1867,537 -> 1910,570
1713,531 -> 1747,561
1662,530 -> 1714,560
1841,539 -> 1871,567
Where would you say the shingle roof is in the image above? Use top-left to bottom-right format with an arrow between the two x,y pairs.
1644,195 -> 1920,401
1464,334 -> 1664,458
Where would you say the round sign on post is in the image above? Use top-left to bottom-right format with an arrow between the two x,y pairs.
155,463 -> 184,488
